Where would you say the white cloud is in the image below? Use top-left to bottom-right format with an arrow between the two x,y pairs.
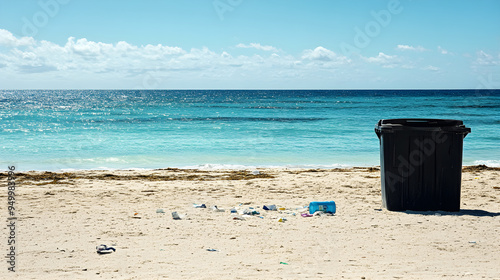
396,44 -> 427,52
0,29 -> 35,47
0,33 -> 193,74
236,43 -> 277,52
0,28 -> 476,89
142,43 -> 185,56
67,37 -> 112,56
0,33 -> 355,80
437,46 -> 448,55
302,46 -> 335,61
363,52 -> 400,68
221,51 -> 232,59
301,46 -> 350,64
474,50 -> 499,66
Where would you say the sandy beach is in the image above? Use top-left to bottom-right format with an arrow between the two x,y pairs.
2,166 -> 499,279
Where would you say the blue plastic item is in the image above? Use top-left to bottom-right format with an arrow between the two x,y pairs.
309,201 -> 336,214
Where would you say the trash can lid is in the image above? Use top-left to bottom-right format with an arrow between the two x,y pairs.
375,119 -> 471,133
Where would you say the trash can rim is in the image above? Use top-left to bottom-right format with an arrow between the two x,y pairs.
375,119 -> 471,136
377,118 -> 465,127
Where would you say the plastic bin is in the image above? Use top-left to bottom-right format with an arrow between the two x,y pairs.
375,119 -> 470,211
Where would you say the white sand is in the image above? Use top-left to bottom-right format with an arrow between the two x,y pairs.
2,167 -> 499,279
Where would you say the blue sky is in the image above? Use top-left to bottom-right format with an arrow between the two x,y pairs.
0,0 -> 499,89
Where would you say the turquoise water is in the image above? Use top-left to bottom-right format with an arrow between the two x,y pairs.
1,90 -> 499,171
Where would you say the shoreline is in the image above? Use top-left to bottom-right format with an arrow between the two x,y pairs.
2,164 -> 499,178
3,164 -> 500,174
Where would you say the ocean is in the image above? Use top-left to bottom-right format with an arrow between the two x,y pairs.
1,90 -> 499,171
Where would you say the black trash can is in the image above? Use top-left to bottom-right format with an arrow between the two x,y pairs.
375,119 -> 470,211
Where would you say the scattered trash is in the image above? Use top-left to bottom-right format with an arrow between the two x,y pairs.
193,204 -> 207,208
132,213 -> 141,219
96,244 -> 116,255
251,170 -> 261,175
243,209 -> 260,215
232,216 -> 246,221
212,206 -> 225,212
206,249 -> 218,252
309,201 -> 336,214
162,202 -> 338,223
279,262 -> 288,265
172,212 -> 181,220
263,205 -> 277,211
469,241 -> 477,244
314,211 -> 334,217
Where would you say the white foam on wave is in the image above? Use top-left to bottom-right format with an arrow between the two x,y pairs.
181,163 -> 356,171
59,167 -> 154,172
472,160 -> 500,167
6,161 -> 373,172
182,164 -> 257,170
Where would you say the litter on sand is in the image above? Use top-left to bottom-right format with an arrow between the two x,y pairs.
263,205 -> 277,211
232,215 -> 246,221
96,244 -> 116,254
132,212 -> 141,219
309,201 -> 336,214
172,211 -> 181,220
193,204 -> 207,208
243,209 -> 260,215
212,206 -> 225,212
